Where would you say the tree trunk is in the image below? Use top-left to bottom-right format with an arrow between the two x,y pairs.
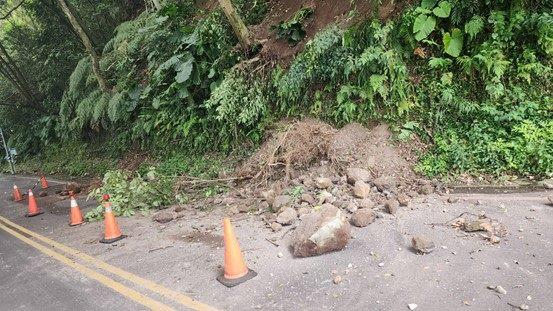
150,0 -> 161,10
217,0 -> 252,50
0,43 -> 37,106
57,0 -> 110,93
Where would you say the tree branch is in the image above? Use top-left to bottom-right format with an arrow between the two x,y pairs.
0,0 -> 25,20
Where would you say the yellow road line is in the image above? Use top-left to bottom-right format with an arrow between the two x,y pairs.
0,215 -> 217,311
0,222 -> 174,311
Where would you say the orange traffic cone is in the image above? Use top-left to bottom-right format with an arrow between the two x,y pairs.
100,194 -> 125,244
40,175 -> 49,189
69,194 -> 84,226
217,218 -> 257,287
13,184 -> 23,202
25,189 -> 43,217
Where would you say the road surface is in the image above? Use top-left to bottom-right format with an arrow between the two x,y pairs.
1,173 -> 552,310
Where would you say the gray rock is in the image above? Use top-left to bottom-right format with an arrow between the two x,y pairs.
221,196 -> 237,206
411,235 -> 435,254
447,197 -> 460,203
276,207 -> 298,225
270,222 -> 282,232
384,199 -> 399,214
350,209 -> 375,227
291,204 -> 351,257
419,184 -> 434,195
357,198 -> 375,209
300,193 -> 316,205
345,202 -> 358,213
273,195 -> 292,210
318,191 -> 335,204
298,207 -> 310,216
315,177 -> 333,189
353,181 -> 371,199
346,167 -> 371,185
397,193 -> 410,207
153,210 -> 174,223
373,176 -> 396,192
538,178 -> 553,189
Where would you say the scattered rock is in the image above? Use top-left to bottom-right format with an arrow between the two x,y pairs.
277,252 -> 283,258
318,191 -> 335,204
276,207 -> 298,225
174,204 -> 188,213
353,181 -> 371,199
411,235 -> 435,254
408,303 -> 418,310
261,189 -> 276,204
273,195 -> 292,211
384,199 -> 399,214
227,205 -> 239,215
65,182 -> 81,194
346,167 -> 371,185
316,177 -> 333,189
298,207 -> 310,216
538,178 -> 553,189
487,285 -> 507,295
419,184 -> 434,195
221,196 -> 237,206
357,198 -> 375,209
373,176 -> 396,192
301,193 -> 316,205
39,191 -> 47,197
464,219 -> 493,232
447,197 -> 460,203
519,304 -> 529,310
397,193 -> 410,206
153,210 -> 174,223
270,222 -> 283,232
291,204 -> 351,257
350,209 -> 375,227
333,275 -> 342,284
345,202 -> 358,213
548,195 -> 553,205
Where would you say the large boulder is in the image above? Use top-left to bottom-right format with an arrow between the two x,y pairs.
291,204 -> 351,257
346,167 -> 371,185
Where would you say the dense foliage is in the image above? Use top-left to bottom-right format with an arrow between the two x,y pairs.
1,0 -> 551,218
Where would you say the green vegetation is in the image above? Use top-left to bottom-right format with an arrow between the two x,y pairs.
1,1 -> 552,219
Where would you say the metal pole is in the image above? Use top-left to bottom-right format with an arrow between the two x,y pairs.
0,127 -> 15,175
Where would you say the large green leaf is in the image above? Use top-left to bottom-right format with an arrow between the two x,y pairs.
413,14 -> 436,41
175,58 -> 194,84
421,0 -> 438,10
432,1 -> 451,18
443,28 -> 464,57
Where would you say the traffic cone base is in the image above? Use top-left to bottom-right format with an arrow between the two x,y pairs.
69,219 -> 84,226
25,211 -> 44,217
100,234 -> 126,244
217,268 -> 257,288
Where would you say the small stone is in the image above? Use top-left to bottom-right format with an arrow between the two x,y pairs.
300,193 -> 316,205
411,235 -> 435,254
397,193 -> 410,206
298,207 -> 310,216
270,222 -> 283,232
346,202 -> 358,213
153,210 -> 174,223
373,176 -> 396,192
346,167 -> 371,185
353,181 -> 371,199
447,197 -> 459,203
318,191 -> 334,204
350,209 -> 375,227
276,207 -> 298,225
419,184 -> 434,195
488,285 -> 506,295
358,198 -> 375,209
526,295 -> 532,300
519,304 -> 529,310
272,195 -> 292,211
333,275 -> 342,284
538,178 -> 553,189
277,252 -> 283,258
408,303 -> 418,310
316,177 -> 333,189
39,191 -> 48,197
378,262 -> 385,267
384,199 -> 399,214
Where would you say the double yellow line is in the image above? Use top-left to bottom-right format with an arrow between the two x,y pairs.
0,215 -> 217,311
